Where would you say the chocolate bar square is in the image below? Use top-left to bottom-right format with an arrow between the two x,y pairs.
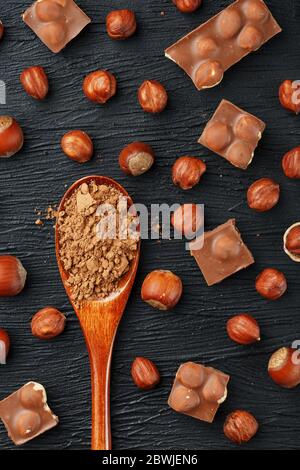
190,219 -> 254,286
165,0 -> 281,90
0,382 -> 58,445
168,362 -> 230,423
198,99 -> 265,169
23,0 -> 91,54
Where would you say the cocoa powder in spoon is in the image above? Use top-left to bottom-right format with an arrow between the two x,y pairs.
57,181 -> 138,307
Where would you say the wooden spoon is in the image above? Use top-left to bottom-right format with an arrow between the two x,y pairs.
55,175 -> 140,450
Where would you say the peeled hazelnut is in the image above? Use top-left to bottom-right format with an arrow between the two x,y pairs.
255,268 -> 287,300
224,410 -> 259,444
61,130 -> 93,163
31,307 -> 66,340
0,116 -> 24,158
141,270 -> 183,310
282,146 -> 300,179
268,347 -> 300,389
171,203 -> 203,238
247,178 -> 280,212
119,142 -> 155,176
83,70 -> 117,104
20,66 -> 49,100
106,9 -> 136,40
226,314 -> 260,345
0,20 -> 4,41
0,255 -> 27,296
195,60 -> 224,90
202,374 -> 227,403
279,80 -> 300,115
172,0 -> 202,13
243,0 -> 269,22
284,223 -> 300,262
0,329 -> 10,364
16,410 -> 41,438
131,357 -> 160,390
172,156 -> 206,190
138,80 -> 168,113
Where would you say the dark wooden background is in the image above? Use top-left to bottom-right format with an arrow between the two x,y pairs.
0,0 -> 299,450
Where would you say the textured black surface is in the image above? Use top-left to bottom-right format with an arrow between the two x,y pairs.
0,0 -> 299,451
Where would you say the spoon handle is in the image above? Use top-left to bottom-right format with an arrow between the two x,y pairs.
79,307 -> 120,450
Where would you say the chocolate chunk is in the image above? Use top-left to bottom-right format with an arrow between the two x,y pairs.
0,382 -> 58,445
165,0 -> 281,90
23,0 -> 91,54
190,219 -> 254,286
198,99 -> 265,169
168,362 -> 230,423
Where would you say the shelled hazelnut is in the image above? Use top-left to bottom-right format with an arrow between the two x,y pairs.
282,146 -> 300,179
20,66 -> 49,100
106,9 -> 137,40
172,156 -> 206,190
279,80 -> 300,114
0,20 -> 4,41
255,268 -> 287,300
172,0 -> 202,13
131,357 -> 160,389
268,347 -> 300,388
284,223 -> 300,262
0,329 -> 10,364
247,178 -> 280,212
0,116 -> 24,158
0,255 -> 27,296
226,314 -> 260,345
138,80 -> 168,113
119,142 -> 155,176
61,130 -> 93,163
171,203 -> 203,238
31,307 -> 66,340
224,410 -> 259,444
141,270 -> 182,310
83,70 -> 117,104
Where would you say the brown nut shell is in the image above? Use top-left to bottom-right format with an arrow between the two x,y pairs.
255,268 -> 287,300
247,178 -> 280,212
224,410 -> 259,444
0,328 -> 10,364
119,142 -> 155,176
0,116 -> 24,158
0,255 -> 27,296
106,9 -> 136,40
172,156 -> 206,190
279,80 -> 300,115
268,347 -> 300,389
20,66 -> 49,100
282,146 -> 300,179
172,0 -> 202,13
138,80 -> 168,113
284,223 -> 300,262
141,270 -> 182,310
83,70 -> 117,104
131,357 -> 160,390
226,314 -> 260,345
61,130 -> 93,163
31,307 -> 66,340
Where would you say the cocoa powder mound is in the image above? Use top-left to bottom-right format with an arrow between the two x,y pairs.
57,181 -> 138,307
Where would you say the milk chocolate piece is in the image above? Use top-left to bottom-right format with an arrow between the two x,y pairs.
0,382 -> 58,445
199,99 -> 265,169
168,362 -> 230,423
190,219 -> 254,286
23,0 -> 91,53
165,0 -> 281,90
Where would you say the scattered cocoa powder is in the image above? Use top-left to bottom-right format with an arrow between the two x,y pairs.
34,205 -> 58,227
57,181 -> 139,307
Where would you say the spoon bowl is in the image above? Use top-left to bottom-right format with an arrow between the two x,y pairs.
55,175 -> 140,450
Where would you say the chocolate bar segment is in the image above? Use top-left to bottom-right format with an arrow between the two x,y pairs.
168,362 -> 230,423
190,219 -> 254,286
23,0 -> 91,53
199,99 -> 265,169
0,382 -> 58,445
165,0 -> 281,90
